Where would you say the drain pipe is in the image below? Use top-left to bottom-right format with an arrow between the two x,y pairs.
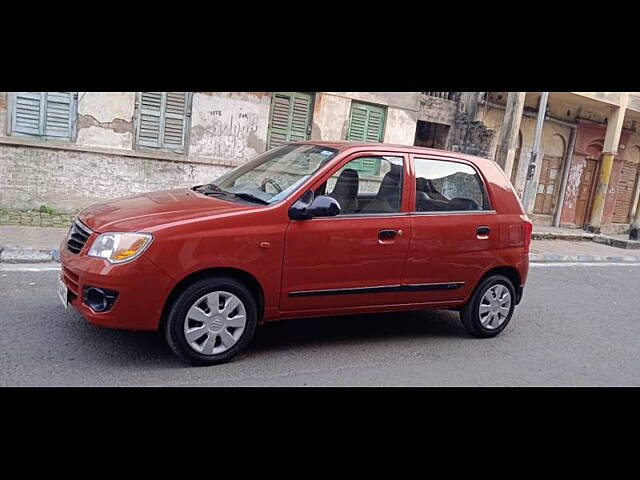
553,125 -> 577,227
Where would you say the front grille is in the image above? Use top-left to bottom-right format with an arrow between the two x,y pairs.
66,220 -> 93,254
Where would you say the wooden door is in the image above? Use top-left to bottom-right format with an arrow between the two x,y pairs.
534,155 -> 562,215
575,158 -> 598,227
612,162 -> 639,223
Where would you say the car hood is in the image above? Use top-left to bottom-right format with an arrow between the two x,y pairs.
78,188 -> 259,233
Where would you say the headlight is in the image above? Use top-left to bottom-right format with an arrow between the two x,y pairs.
88,232 -> 153,264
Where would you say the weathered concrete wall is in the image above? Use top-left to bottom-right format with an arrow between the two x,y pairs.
310,93 -> 352,141
417,95 -> 458,125
384,107 -> 417,145
0,144 -> 229,211
311,93 -> 418,146
0,92 -> 6,136
76,92 -> 135,150
189,92 -> 270,165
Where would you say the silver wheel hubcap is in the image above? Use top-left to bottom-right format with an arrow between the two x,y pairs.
479,284 -> 511,330
183,291 -> 247,356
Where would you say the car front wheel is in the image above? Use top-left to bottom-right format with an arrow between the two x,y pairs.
460,274 -> 515,338
164,276 -> 257,366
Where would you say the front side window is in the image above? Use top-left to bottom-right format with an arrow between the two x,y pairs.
414,157 -> 490,212
10,92 -> 77,140
317,155 -> 404,215
211,144 -> 339,204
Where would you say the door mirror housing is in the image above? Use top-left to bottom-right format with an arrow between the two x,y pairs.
289,191 -> 341,220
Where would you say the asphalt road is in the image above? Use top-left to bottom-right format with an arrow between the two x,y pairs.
1,263 -> 640,386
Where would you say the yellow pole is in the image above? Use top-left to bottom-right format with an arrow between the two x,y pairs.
586,153 -> 614,234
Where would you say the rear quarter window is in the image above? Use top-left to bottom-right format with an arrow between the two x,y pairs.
414,157 -> 491,212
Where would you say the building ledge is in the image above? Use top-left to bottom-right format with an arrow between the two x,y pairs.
0,135 -> 237,168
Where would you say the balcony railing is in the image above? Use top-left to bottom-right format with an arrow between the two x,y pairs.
421,92 -> 462,101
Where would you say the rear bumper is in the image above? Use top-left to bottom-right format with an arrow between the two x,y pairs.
59,243 -> 174,331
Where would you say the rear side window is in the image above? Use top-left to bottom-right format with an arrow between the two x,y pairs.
414,157 -> 490,212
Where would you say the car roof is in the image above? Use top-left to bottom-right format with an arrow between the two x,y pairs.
295,141 -> 493,167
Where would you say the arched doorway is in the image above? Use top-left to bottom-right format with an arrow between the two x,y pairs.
574,141 -> 603,227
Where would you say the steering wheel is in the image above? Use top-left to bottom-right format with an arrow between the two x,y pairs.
260,178 -> 283,193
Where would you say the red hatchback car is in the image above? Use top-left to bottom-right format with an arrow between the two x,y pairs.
58,141 -> 532,365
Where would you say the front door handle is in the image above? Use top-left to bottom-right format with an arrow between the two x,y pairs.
476,225 -> 491,238
378,229 -> 397,241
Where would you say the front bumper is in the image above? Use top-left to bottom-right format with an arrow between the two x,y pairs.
59,242 -> 174,331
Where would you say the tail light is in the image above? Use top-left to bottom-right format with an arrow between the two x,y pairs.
523,217 -> 533,254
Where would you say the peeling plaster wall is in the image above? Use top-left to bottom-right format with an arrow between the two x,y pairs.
383,107 -> 417,145
76,92 -> 135,150
0,92 -> 6,135
310,93 -> 351,141
189,92 -> 270,165
311,93 -> 418,145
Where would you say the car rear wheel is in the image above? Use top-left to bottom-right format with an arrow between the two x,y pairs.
164,276 -> 257,366
460,274 -> 515,338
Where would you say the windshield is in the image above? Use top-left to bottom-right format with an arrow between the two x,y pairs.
209,144 -> 339,204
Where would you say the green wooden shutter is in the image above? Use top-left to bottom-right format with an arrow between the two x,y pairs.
44,92 -> 74,138
346,102 -> 386,143
12,92 -> 45,136
162,92 -> 189,150
137,92 -> 189,151
267,92 -> 313,149
11,92 -> 75,139
137,92 -> 164,148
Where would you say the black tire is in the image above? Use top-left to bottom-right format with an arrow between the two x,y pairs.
460,274 -> 516,338
164,276 -> 257,366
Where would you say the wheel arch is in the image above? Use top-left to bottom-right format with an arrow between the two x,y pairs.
159,267 -> 265,332
475,265 -> 522,304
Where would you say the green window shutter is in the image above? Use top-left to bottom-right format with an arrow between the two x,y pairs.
348,157 -> 380,176
137,92 -> 190,152
162,92 -> 189,151
12,92 -> 45,136
346,102 -> 386,143
44,92 -> 74,138
137,92 -> 164,148
11,92 -> 76,139
267,92 -> 313,149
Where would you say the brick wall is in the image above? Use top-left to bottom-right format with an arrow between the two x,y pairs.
0,144 -> 230,211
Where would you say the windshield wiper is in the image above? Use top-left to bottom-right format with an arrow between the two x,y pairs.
232,192 -> 270,205
194,183 -> 229,195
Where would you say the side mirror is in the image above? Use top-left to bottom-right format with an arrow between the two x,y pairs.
307,195 -> 341,218
288,191 -> 341,220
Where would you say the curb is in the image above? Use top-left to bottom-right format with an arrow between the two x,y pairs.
532,232 -> 595,241
1,248 -> 640,265
529,253 -> 640,263
0,247 -> 59,264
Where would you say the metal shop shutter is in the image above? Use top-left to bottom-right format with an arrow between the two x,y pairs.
136,92 -> 191,152
612,161 -> 639,223
11,92 -> 76,139
267,92 -> 313,149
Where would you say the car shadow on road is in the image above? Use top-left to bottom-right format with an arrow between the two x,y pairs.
249,309 -> 468,354
71,308 -> 468,369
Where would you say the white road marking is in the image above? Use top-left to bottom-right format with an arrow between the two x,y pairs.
0,264 -> 61,272
530,262 -> 640,267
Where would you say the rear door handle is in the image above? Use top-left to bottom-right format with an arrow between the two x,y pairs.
378,229 -> 397,241
476,225 -> 491,237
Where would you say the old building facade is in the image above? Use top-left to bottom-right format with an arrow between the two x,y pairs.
1,91 -> 639,235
